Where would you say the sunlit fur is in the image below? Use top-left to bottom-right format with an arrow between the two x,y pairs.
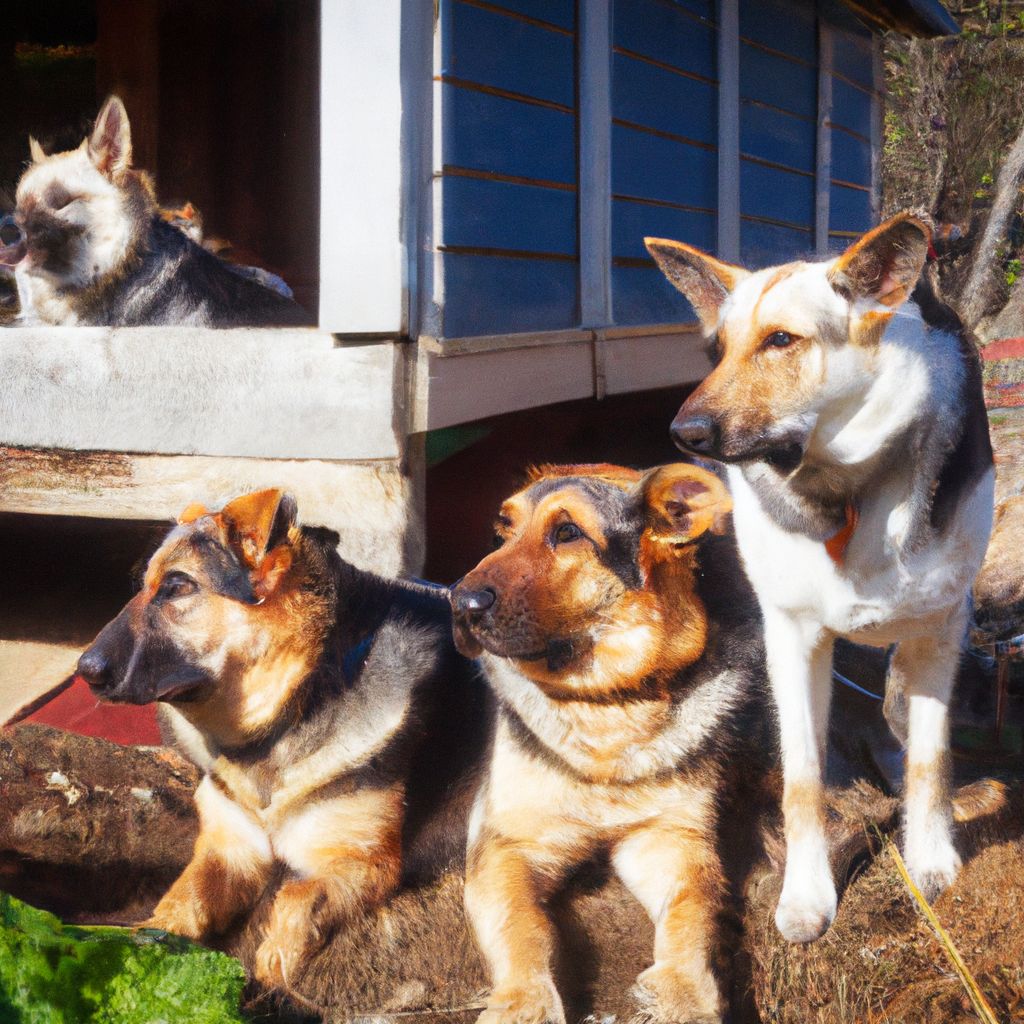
78,489 -> 485,991
452,463 -> 765,1024
649,212 -> 995,943
15,99 -> 154,324
12,96 -> 308,326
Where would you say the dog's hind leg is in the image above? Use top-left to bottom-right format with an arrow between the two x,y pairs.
612,806 -> 724,1024
889,629 -> 962,900
147,776 -> 273,940
763,611 -> 837,943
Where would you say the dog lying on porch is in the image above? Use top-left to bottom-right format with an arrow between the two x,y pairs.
0,96 -> 310,327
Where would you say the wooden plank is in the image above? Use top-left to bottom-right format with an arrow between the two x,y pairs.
739,0 -> 816,64
320,0 -> 404,333
411,341 -> 594,432
420,328 -> 592,357
600,326 -> 710,394
611,265 -> 699,326
829,180 -> 872,233
612,0 -> 716,80
717,0 -> 741,262
741,218 -> 813,266
442,0 -> 575,108
612,52 -> 718,145
831,75 -> 873,134
739,44 -> 816,120
0,450 -> 418,577
440,252 -> 579,337
742,100 -> 816,174
0,329 -> 403,462
830,127 -> 871,189
579,0 -> 613,328
482,0 -> 576,31
442,83 -> 577,185
815,12 -> 834,255
740,159 -> 814,230
612,198 -> 716,261
612,123 -> 717,209
441,175 -> 578,255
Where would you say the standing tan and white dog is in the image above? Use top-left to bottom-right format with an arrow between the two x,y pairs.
646,212 -> 994,943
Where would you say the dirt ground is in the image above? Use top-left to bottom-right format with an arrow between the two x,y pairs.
1,725 -> 1021,1024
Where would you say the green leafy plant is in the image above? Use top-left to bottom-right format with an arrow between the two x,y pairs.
0,893 -> 248,1024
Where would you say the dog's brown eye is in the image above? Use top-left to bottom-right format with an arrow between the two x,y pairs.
763,331 -> 795,350
156,571 -> 198,601
553,522 -> 583,544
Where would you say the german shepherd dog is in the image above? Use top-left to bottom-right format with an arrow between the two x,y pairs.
450,463 -> 766,1024
647,212 -> 995,943
76,489 -> 487,988
0,96 -> 310,326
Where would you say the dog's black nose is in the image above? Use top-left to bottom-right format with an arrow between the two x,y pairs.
77,648 -> 113,692
671,415 -> 719,456
452,587 -> 496,617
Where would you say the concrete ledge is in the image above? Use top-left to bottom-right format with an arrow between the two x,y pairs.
0,329 -> 403,461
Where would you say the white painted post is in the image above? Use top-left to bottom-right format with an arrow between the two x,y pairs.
716,0 -> 741,263
815,13 -> 834,256
579,0 -> 612,330
319,0 -> 405,334
870,36 -> 884,223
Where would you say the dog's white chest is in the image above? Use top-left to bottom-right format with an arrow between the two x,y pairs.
728,466 -> 993,643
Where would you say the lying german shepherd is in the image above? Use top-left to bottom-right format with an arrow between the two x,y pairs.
76,489 -> 487,989
450,463 -> 767,1024
647,212 -> 995,943
1,96 -> 310,326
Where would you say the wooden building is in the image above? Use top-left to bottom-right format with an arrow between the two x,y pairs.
0,0 -> 956,720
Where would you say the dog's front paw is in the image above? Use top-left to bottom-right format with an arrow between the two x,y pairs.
477,978 -> 565,1024
144,896 -> 207,942
253,879 -> 324,990
629,961 -> 722,1024
774,874 -> 837,943
904,837 -> 961,902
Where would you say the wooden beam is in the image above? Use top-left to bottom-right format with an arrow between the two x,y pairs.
411,340 -> 594,432
579,0 -> 613,328
599,328 -> 708,396
0,328 -> 404,462
0,449 -> 420,577
815,11 -> 834,256
716,0 -> 741,262
870,35 -> 884,222
401,0 -> 435,343
410,328 -> 708,431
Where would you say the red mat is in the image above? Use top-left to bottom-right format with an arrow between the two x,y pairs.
20,675 -> 161,746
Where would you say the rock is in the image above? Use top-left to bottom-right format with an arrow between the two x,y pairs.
0,723 -> 199,923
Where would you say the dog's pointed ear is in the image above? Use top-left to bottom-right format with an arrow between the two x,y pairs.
827,211 -> 931,308
639,464 -> 732,571
644,237 -> 748,331
177,502 -> 209,525
89,96 -> 133,180
28,136 -> 46,163
217,489 -> 298,599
